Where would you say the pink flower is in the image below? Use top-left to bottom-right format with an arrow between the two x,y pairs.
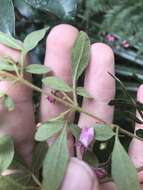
94,168 -> 107,179
106,34 -> 116,42
122,40 -> 130,48
79,127 -> 94,148
47,96 -> 56,104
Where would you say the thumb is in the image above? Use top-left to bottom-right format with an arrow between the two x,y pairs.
61,158 -> 99,190
129,84 -> 143,183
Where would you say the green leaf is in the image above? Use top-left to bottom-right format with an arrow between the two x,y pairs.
32,142 -> 48,172
43,127 -> 69,190
0,176 -> 36,190
6,152 -> 37,187
0,135 -> 14,174
94,124 -> 115,141
0,152 -> 38,189
76,87 -> 92,98
24,0 -> 77,20
42,76 -> 72,92
84,150 -> 99,167
110,73 -> 143,121
35,121 -> 64,142
124,111 -> 143,124
0,0 -> 15,35
23,28 -> 49,53
4,95 -> 15,111
111,135 -> 140,190
25,64 -> 51,74
109,73 -> 133,99
0,58 -> 16,71
109,99 -> 134,107
0,31 -> 22,50
69,124 -> 81,139
72,31 -> 90,81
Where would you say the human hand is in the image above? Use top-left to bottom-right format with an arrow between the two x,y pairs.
0,24 -> 142,190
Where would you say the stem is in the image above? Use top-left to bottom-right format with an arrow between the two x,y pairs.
73,80 -> 78,105
9,61 -> 20,77
0,71 -> 73,108
116,126 -> 143,142
76,106 -> 107,124
61,92 -> 74,104
99,177 -> 113,184
19,77 -> 74,108
13,64 -> 20,77
1,71 -> 143,143
19,52 -> 25,77
48,109 -> 72,122
109,73 -> 143,120
31,174 -> 42,188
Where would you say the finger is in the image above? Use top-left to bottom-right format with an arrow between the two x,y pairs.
100,182 -> 117,190
129,84 -> 143,185
0,44 -> 32,101
77,43 -> 116,189
0,44 -> 35,165
40,24 -> 79,154
40,24 -> 78,120
61,158 -> 99,190
78,43 -> 115,128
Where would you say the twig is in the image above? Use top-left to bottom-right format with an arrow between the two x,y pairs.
1,71 -> 143,143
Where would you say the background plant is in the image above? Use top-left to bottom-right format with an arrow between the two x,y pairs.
77,0 -> 143,130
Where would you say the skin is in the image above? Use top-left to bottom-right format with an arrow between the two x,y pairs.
0,24 -> 143,189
